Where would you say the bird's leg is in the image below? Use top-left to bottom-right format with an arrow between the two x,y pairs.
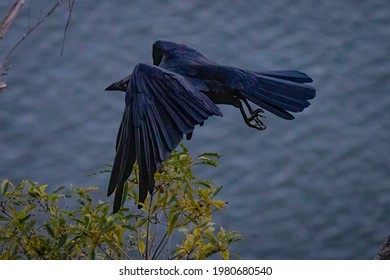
234,91 -> 265,123
236,100 -> 266,131
242,98 -> 264,120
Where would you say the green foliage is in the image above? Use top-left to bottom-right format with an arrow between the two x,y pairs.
0,144 -> 241,259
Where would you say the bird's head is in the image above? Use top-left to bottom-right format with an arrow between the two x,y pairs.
105,74 -> 131,92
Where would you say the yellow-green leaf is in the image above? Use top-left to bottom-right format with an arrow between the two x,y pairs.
167,211 -> 180,237
138,239 -> 145,254
221,250 -> 230,260
39,184 -> 48,193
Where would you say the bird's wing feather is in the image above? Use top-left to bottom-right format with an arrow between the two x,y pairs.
108,63 -> 222,213
153,40 -> 217,69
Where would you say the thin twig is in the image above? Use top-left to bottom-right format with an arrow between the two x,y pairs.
151,231 -> 168,260
27,0 -> 32,29
144,192 -> 154,260
137,228 -> 143,260
148,212 -> 161,258
60,0 -> 74,56
111,240 -> 133,260
97,244 -> 113,260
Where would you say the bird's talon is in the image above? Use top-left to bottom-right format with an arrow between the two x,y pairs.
248,117 -> 266,131
252,108 -> 264,115
247,108 -> 265,122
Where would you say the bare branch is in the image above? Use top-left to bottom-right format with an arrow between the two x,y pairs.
0,0 -> 66,77
0,0 -> 25,39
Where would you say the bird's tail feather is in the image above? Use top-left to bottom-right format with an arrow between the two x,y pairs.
239,70 -> 316,119
182,64 -> 315,120
255,70 -> 313,83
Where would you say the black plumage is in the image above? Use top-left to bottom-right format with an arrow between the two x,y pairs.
105,40 -> 316,213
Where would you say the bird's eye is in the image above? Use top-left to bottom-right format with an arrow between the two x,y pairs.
123,82 -> 128,88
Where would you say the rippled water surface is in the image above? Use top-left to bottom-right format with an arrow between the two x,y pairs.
1,0 -> 389,259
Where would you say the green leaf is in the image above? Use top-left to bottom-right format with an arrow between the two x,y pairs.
221,250 -> 230,260
53,186 -> 65,194
21,220 -> 36,235
194,156 -> 220,167
23,204 -> 36,213
167,211 -> 180,237
9,241 -> 19,258
204,230 -> 218,244
89,248 -> 96,260
58,234 -> 67,247
138,239 -> 145,255
198,152 -> 221,159
18,214 -> 32,224
39,184 -> 48,193
1,179 -> 10,196
44,223 -> 55,238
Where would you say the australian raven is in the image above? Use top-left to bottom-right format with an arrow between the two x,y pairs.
105,40 -> 315,213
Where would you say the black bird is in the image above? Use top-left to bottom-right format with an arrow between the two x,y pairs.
106,40 -> 315,213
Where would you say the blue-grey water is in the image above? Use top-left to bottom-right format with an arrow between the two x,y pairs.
1,0 -> 389,259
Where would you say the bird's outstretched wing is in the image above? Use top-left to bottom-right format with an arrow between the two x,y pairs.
108,63 -> 222,213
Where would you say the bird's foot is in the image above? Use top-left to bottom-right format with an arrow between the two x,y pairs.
248,116 -> 266,131
247,109 -> 266,131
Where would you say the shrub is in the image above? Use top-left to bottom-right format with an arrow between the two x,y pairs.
0,144 -> 241,259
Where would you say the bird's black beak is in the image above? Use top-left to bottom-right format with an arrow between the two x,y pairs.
106,74 -> 131,92
105,81 -> 122,91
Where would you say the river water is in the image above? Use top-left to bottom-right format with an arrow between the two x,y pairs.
1,0 -> 389,259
